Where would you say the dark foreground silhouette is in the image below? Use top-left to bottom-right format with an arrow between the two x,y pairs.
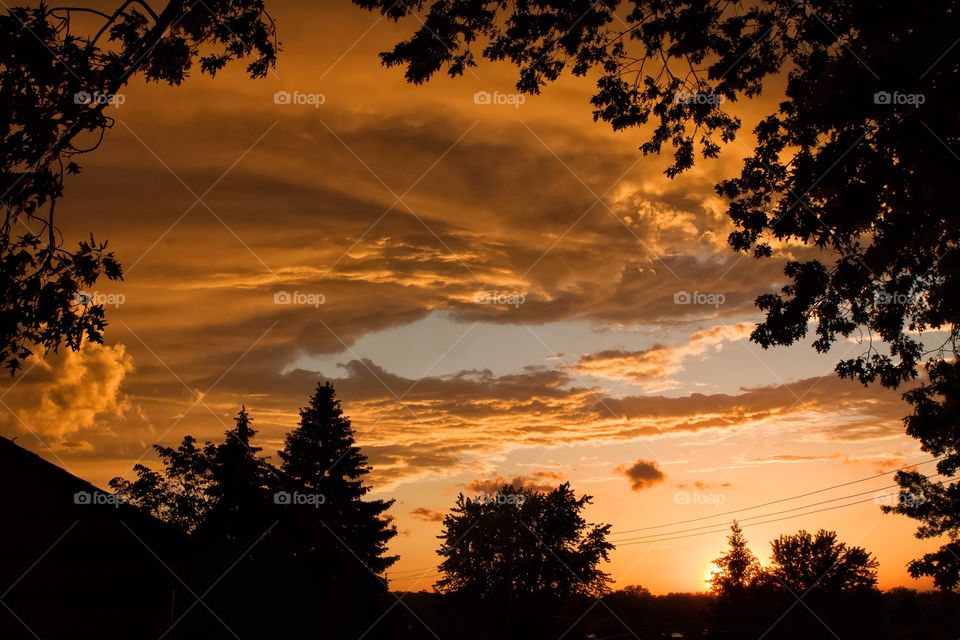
0,434 -> 407,639
2,433 -> 958,639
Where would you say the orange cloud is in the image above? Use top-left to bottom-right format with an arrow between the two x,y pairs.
1,343 -> 137,451
571,322 -> 754,390
409,507 -> 445,522
467,470 -> 566,494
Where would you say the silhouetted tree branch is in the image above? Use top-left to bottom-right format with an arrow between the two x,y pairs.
1,0 -> 278,375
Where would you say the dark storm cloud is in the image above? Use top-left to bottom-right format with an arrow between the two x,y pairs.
616,459 -> 667,491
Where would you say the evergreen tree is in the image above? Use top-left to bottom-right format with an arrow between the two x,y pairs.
112,406 -> 278,636
709,522 -> 764,635
200,406 -> 274,546
277,381 -> 397,584
710,521 -> 761,598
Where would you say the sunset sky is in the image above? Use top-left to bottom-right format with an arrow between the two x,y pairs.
1,0 -> 950,593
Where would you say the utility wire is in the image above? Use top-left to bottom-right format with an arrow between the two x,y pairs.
610,474 -> 943,543
610,456 -> 942,535
615,488 -> 937,546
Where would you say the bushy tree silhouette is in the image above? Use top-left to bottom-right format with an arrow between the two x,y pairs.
766,529 -> 878,594
1,1 -> 278,375
112,408 -> 275,542
437,482 -> 612,600
353,0 -> 960,585
883,359 -> 960,591
109,434 -> 213,533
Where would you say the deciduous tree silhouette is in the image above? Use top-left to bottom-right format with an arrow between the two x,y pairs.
354,0 -> 960,586
109,434 -> 213,533
1,1 -> 278,375
436,482 -> 613,600
883,358 -> 960,591
766,529 -> 878,594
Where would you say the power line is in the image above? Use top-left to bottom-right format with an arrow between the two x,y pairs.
610,475 -> 943,543
610,456 -> 942,535
614,487 -> 934,546
388,573 -> 442,581
388,565 -> 440,576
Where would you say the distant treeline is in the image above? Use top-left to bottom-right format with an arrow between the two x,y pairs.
395,587 -> 958,640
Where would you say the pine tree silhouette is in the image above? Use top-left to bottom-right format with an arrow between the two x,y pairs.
711,521 -> 761,597
201,407 -> 273,545
277,382 -> 398,586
